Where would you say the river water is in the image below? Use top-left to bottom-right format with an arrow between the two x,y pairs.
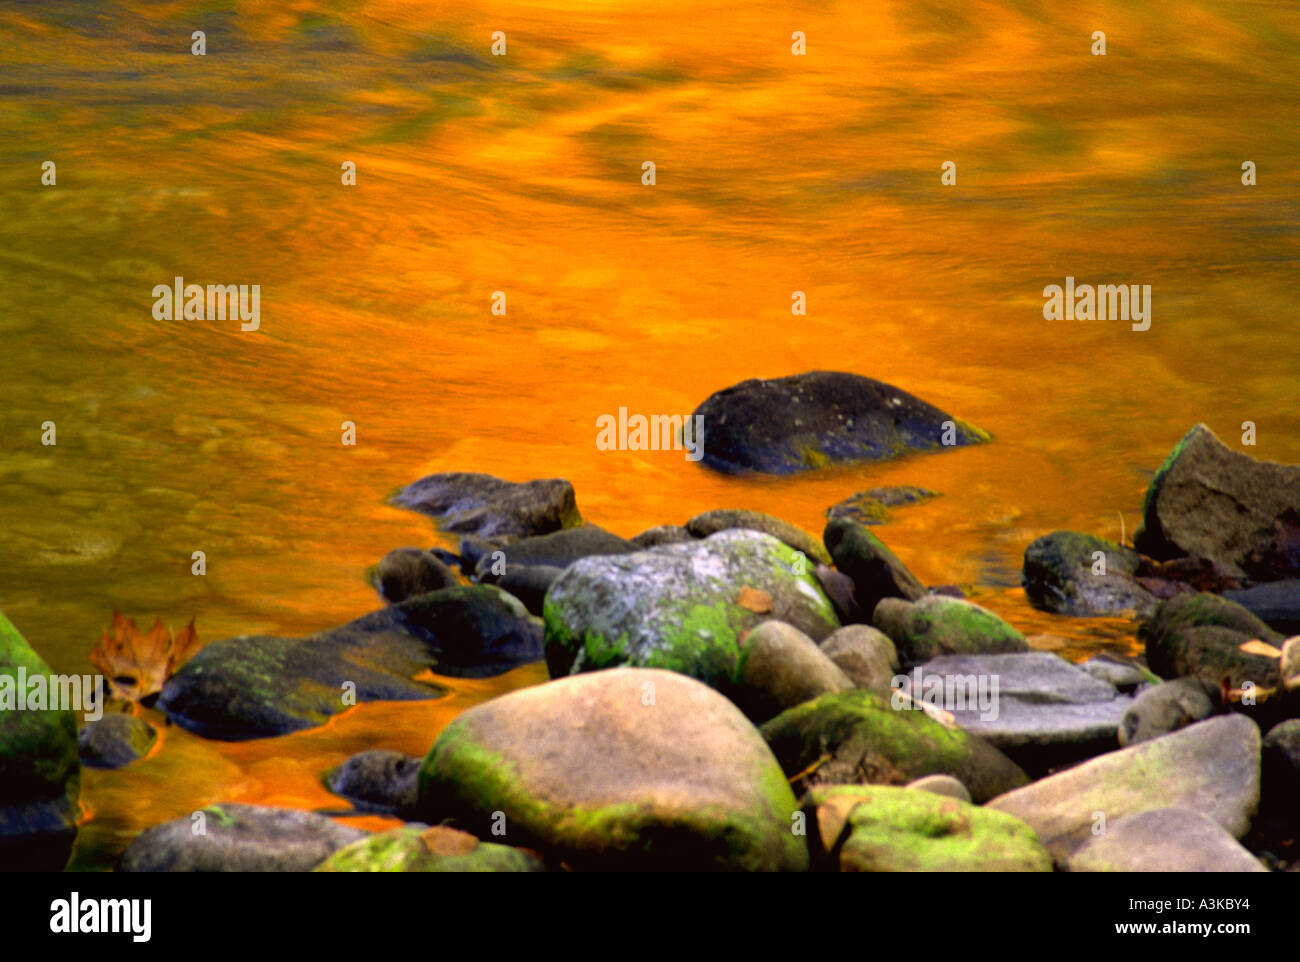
0,0 -> 1296,868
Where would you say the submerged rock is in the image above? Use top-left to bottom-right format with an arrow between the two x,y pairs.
1135,424 -> 1300,577
415,668 -> 808,871
1022,530 -> 1157,616
315,825 -> 543,873
393,472 -> 581,540
987,715 -> 1261,862
826,486 -> 939,526
160,585 -> 543,740
691,371 -> 989,475
1067,808 -> 1265,873
759,689 -> 1028,803
0,611 -> 80,871
121,804 -> 366,872
543,529 -> 839,692
78,712 -> 156,769
803,784 -> 1051,872
324,750 -> 421,816
873,595 -> 1029,667
686,510 -> 830,565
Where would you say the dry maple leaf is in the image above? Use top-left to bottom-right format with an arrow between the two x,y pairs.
736,586 -> 773,614
89,612 -> 201,703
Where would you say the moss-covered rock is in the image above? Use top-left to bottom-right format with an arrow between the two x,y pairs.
988,714 -> 1261,862
543,530 -> 840,692
416,668 -> 808,871
759,689 -> 1028,803
691,371 -> 989,475
823,519 -> 926,615
826,486 -> 939,526
1022,530 -> 1156,616
393,472 -> 582,540
1139,592 -> 1284,689
160,585 -> 541,739
802,784 -> 1051,872
1135,424 -> 1300,577
873,595 -> 1029,666
0,610 -> 79,870
120,804 -> 367,872
686,510 -> 831,565
78,712 -> 156,769
314,825 -> 543,872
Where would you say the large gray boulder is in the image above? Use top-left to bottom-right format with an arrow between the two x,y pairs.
1067,808 -> 1266,873
543,530 -> 840,692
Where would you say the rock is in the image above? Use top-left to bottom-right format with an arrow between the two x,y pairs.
323,750 -> 421,816
686,510 -> 831,565
474,525 -> 637,582
1135,424 -> 1300,577
1118,678 -> 1219,747
457,535 -> 504,575
987,715 -> 1261,862
78,713 -> 156,769
1079,655 -> 1154,692
897,652 -> 1133,774
1067,808 -> 1266,873
874,595 -> 1029,667
543,530 -> 840,693
813,564 -> 864,624
803,784 -> 1051,872
1223,580 -> 1300,634
630,525 -> 694,548
415,668 -> 808,871
691,371 -> 989,475
497,565 -> 564,616
1139,592 -> 1284,689
905,774 -> 971,802
393,472 -> 582,540
823,519 -> 926,614
0,611 -> 80,871
826,486 -> 939,526
1260,720 -> 1300,829
732,621 -> 853,722
819,625 -> 898,689
315,825 -> 544,872
121,804 -> 367,872
1022,531 -> 1157,616
1285,637 -> 1300,687
371,547 -> 459,603
160,585 -> 543,740
760,689 -> 1028,803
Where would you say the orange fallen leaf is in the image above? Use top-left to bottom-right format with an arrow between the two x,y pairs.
1240,639 -> 1283,658
89,612 -> 202,703
736,587 -> 773,614
420,825 -> 480,857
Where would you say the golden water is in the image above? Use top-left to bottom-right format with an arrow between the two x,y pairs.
0,0 -> 1296,868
